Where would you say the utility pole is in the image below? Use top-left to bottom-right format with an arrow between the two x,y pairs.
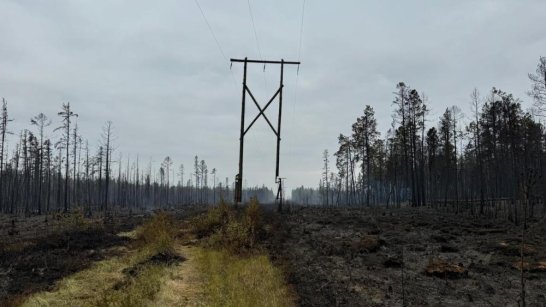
230,58 -> 300,212
276,177 -> 286,212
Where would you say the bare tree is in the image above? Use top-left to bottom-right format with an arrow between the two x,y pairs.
162,156 -> 173,205
200,160 -> 207,203
101,121 -> 113,212
30,113 -> 51,215
178,163 -> 184,203
55,103 -> 77,212
528,56 -> 546,114
322,149 -> 330,207
72,122 -> 81,206
0,99 -> 13,212
469,89 -> 485,214
211,167 -> 217,204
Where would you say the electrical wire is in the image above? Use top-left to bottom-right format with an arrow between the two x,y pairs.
247,0 -> 263,62
297,0 -> 306,62
292,0 -> 306,113
292,0 -> 307,126
287,0 -> 307,196
194,0 -> 238,86
247,0 -> 268,89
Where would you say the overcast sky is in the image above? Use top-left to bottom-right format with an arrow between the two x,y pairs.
1,0 -> 545,194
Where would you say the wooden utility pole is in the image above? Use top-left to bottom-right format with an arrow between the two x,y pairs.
276,177 -> 285,212
230,58 -> 300,212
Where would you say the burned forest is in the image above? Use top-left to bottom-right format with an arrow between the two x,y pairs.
2,1 -> 546,306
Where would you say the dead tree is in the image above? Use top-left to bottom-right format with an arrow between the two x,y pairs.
101,121 -> 113,212
0,99 -> 13,212
55,103 -> 77,212
528,56 -> 546,114
30,113 -> 51,215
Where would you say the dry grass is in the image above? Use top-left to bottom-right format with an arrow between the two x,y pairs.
193,198 -> 265,254
23,257 -> 172,307
190,200 -> 231,238
512,260 -> 546,272
497,240 -> 536,256
21,212 -> 179,307
425,257 -> 467,278
190,199 -> 296,306
196,248 -> 296,307
19,205 -> 295,307
22,256 -> 128,307
95,264 -> 168,307
154,245 -> 205,307
135,211 -> 178,256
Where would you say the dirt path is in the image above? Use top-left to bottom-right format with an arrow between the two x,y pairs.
154,244 -> 205,306
12,230 -> 205,307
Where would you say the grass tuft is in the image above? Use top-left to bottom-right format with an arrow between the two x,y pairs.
196,249 -> 295,307
190,200 -> 231,238
95,264 -> 167,307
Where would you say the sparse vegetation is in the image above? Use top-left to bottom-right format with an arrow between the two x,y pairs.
196,249 -> 295,307
424,256 -> 467,279
135,211 -> 177,256
11,204 -> 296,307
190,199 -> 296,306
18,212 -> 182,307
191,198 -> 264,254
95,264 -> 168,307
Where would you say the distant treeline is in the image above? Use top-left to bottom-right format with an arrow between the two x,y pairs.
293,57 -> 546,220
0,101 -> 274,216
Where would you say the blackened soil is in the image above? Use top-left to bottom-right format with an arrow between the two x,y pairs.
268,207 -> 546,307
0,227 -> 132,304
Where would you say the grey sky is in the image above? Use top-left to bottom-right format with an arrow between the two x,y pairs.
1,0 -> 545,194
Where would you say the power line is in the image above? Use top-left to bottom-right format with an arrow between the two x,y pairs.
287,0 -> 307,187
247,0 -> 263,62
194,0 -> 237,85
194,0 -> 228,61
293,0 -> 307,112
292,0 -> 307,119
247,0 -> 268,89
297,0 -> 307,62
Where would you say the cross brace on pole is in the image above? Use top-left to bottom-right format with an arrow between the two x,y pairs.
231,57 -> 300,212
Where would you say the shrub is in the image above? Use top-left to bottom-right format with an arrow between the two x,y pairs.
223,218 -> 251,253
62,207 -> 89,232
191,199 -> 231,238
136,212 -> 177,255
192,198 -> 265,254
244,198 -> 262,249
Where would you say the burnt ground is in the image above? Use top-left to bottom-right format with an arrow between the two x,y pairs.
0,206 -> 206,305
270,207 -> 546,307
0,214 -> 144,305
0,228 -> 131,304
